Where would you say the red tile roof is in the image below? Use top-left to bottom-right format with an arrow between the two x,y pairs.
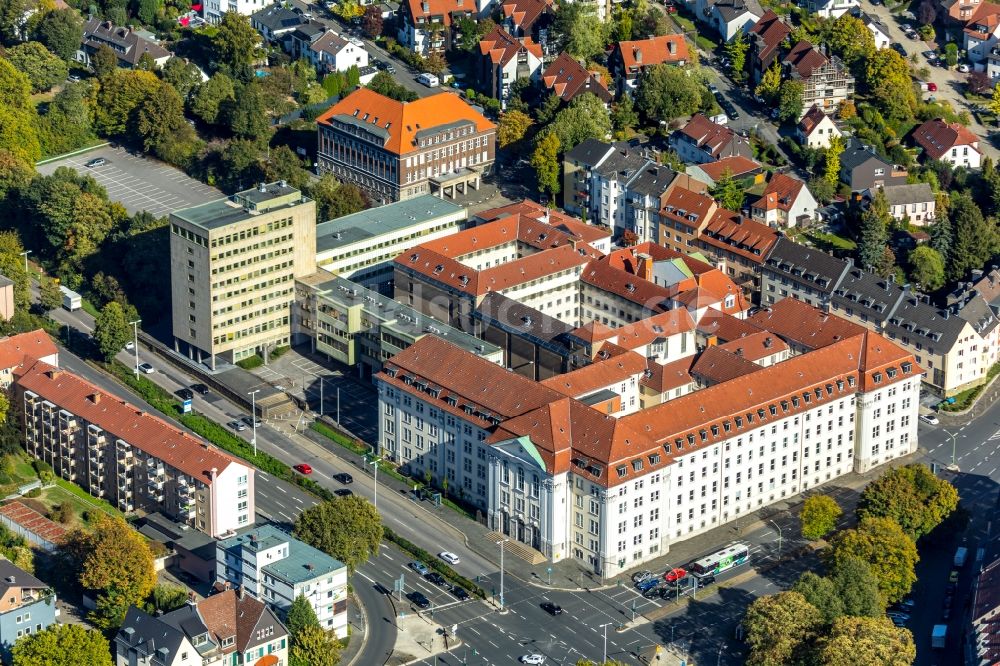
641,355 -> 695,393
716,330 -> 789,362
748,297 -> 867,349
0,330 -> 58,372
912,118 -> 981,161
602,310 -> 697,350
541,53 -> 612,103
502,0 -> 551,32
754,172 -> 806,213
691,345 -> 762,384
783,40 -> 828,79
699,208 -> 778,264
617,35 -> 689,71
404,0 -> 472,28
697,308 -> 766,340
0,500 -> 68,546
676,115 -> 741,159
317,88 -> 495,156
479,25 -> 542,65
15,360 -> 239,485
798,105 -> 828,136
749,9 -> 791,63
540,349 -> 648,397
475,199 -> 611,246
197,589 -> 285,654
693,156 -> 762,182
660,186 -> 718,231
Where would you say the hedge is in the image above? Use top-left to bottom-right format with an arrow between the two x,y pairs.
383,526 -> 486,599
236,354 -> 264,369
310,422 -> 408,484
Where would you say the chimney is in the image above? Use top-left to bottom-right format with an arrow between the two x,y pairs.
224,581 -> 232,591
237,585 -> 245,599
88,393 -> 101,404
210,466 -> 218,479
634,46 -> 642,63
636,253 -> 653,282
45,369 -> 62,380
667,40 -> 676,55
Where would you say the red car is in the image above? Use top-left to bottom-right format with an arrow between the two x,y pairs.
927,82 -> 938,92
664,568 -> 687,582
293,463 -> 313,475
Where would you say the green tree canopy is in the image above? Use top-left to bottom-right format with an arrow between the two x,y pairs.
827,14 -> 876,73
91,43 -> 119,80
857,463 -> 959,541
816,616 -> 916,666
367,71 -> 417,102
824,135 -> 844,186
4,42 -> 67,93
306,174 -> 369,221
38,277 -> 62,312
293,495 -> 382,573
191,73 -> 236,125
228,81 -> 272,141
635,63 -> 705,123
710,169 -> 745,211
286,594 -> 320,641
549,93 -> 611,152
755,61 -> 782,104
949,191 -> 1000,281
11,623 -> 113,666
94,301 -> 132,361
161,57 -> 203,100
858,189 -> 890,271
290,624 -> 341,666
36,80 -> 97,157
825,516 -> 919,604
497,109 -> 533,148
864,50 -> 916,120
908,245 -> 946,291
135,82 -> 189,155
778,80 -> 804,121
33,8 -> 82,59
611,94 -> 639,137
0,0 -> 36,44
723,33 -> 749,81
213,11 -> 261,76
0,58 -> 41,163
94,69 -> 162,136
743,591 -> 823,666
532,130 -> 561,198
792,572 -> 844,625
800,494 -> 842,541
551,0 -> 607,60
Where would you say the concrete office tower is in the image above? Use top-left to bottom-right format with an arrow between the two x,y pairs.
170,182 -> 317,369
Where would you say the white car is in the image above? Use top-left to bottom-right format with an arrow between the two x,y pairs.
138,362 -> 155,374
919,413 -> 940,425
124,341 -> 135,351
520,656 -> 546,665
958,63 -> 971,73
438,551 -> 460,565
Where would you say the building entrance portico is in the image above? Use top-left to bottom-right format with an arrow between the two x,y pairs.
431,167 -> 482,199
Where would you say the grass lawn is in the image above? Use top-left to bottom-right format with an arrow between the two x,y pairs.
0,455 -> 40,497
802,230 -> 857,252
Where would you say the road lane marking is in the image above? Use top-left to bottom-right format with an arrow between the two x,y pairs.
277,486 -> 287,493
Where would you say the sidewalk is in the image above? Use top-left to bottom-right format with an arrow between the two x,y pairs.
389,610 -> 461,666
340,592 -> 368,666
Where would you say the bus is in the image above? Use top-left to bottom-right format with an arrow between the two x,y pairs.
689,542 -> 750,578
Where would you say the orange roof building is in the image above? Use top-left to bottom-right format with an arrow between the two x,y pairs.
398,0 -> 476,55
316,87 -> 496,204
750,172 -> 817,228
911,118 -> 982,169
610,35 -> 689,92
541,52 -> 613,104
478,25 -> 543,108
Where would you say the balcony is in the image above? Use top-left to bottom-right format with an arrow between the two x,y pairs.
147,478 -> 164,491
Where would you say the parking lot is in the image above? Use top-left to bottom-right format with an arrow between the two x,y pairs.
37,145 -> 221,217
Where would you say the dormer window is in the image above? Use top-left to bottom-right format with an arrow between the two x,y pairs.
221,636 -> 235,647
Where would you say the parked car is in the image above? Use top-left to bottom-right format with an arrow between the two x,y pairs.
926,82 -> 938,92
439,551 -> 460,565
227,420 -> 247,432
664,568 -> 687,582
191,383 -> 210,395
425,572 -> 447,586
894,598 -> 915,612
410,561 -> 430,576
632,570 -> 653,583
334,488 -> 353,497
520,655 -> 546,665
923,50 -> 937,60
891,43 -> 908,57
124,340 -> 134,351
333,473 -> 354,484
959,63 -> 971,73
541,601 -> 563,615
452,585 -> 469,600
138,362 -> 155,374
920,414 -> 940,425
408,591 -> 431,609
85,157 -> 107,168
242,415 -> 262,427
293,463 -> 313,475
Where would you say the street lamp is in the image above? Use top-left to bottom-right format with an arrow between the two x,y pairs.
599,622 -> 612,664
248,389 -> 260,457
496,538 -> 509,612
19,251 -> 29,274
769,520 -> 783,559
944,429 -> 958,468
367,447 -> 382,513
129,319 -> 142,377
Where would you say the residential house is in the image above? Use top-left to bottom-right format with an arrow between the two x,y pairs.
14,360 -> 256,536
115,589 -> 288,666
747,9 -> 791,86
216,524 -> 349,637
590,146 -> 653,237
540,53 -> 613,104
478,26 -> 543,108
750,172 -> 817,228
0,330 -> 58,389
609,35 -> 689,93
501,0 -> 555,55
563,139 -> 618,216
696,209 -> 779,293
0,560 -> 56,660
695,0 -> 763,42
868,183 -> 937,225
946,0 -> 997,23
855,9 -> 892,49
670,114 -> 753,164
77,19 -> 171,70
657,185 -> 718,255
286,20 -> 327,61
839,137 -> 908,191
250,3 -> 304,42
802,0 -> 859,17
0,275 -> 12,321
911,118 -> 983,169
623,162 -> 681,244
307,31 -> 370,74
399,0 -> 476,56
971,554 -> 1000,666
796,105 -> 843,149
782,40 -> 854,117
961,2 -> 1000,62
685,155 -> 763,188
203,0 -> 273,22
316,88 -> 496,204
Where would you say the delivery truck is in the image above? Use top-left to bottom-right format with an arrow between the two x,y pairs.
59,286 -> 81,311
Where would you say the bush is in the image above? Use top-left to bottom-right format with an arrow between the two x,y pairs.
25,488 -> 41,498
270,345 -> 290,359
236,354 -> 263,369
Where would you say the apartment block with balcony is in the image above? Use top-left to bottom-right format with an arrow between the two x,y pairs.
782,41 -> 854,118
216,524 -> 349,638
14,361 -> 254,537
170,182 -> 317,370
399,0 -> 477,55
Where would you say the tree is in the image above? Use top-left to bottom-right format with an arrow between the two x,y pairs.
367,71 -> 417,102
0,0 -> 35,44
38,277 -> 62,312
213,11 -> 261,76
286,594 -> 320,641
865,50 -> 916,120
928,214 -> 953,262
33,8 -> 82,60
423,52 -> 447,76
743,591 -> 823,666
306,174 -> 369,221
91,44 -> 119,81
293,495 -> 382,573
723,33 -> 749,81
0,231 -> 32,310
0,59 -> 41,164
792,572 -> 844,625
497,110 -> 533,148
11,624 -> 113,666
944,42 -> 959,67
777,80 -> 804,121
229,82 -> 271,141
145,584 -> 189,613
755,61 -> 782,103
135,82 -> 188,155
991,82 -> 1000,117
361,3 -> 383,38
949,191 -> 1000,281
918,0 -> 937,26
191,73 -> 236,125
94,69 -> 161,136
635,63 -> 705,123
160,57 -> 203,100
4,42 -> 67,93
816,616 -> 915,666
827,14 -> 875,73
858,189 -> 890,271
829,556 -> 886,617
62,515 -> 156,629
549,93 -> 611,151
824,135 -> 844,186
710,170 -> 745,211
532,130 -> 561,198
94,301 -> 131,361
857,463 -> 959,541
137,0 -> 163,25
611,94 -> 638,137
908,245 -> 946,291
290,624 -> 341,666
36,81 -> 96,157
551,0 -> 606,61
968,70 -> 993,95
800,494 -> 842,541
454,15 -> 494,52
826,516 -> 919,604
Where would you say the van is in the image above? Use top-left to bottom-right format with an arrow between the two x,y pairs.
417,73 -> 439,87
709,113 -> 728,125
59,286 -> 81,311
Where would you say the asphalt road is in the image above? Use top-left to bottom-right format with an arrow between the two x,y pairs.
36,145 -> 221,217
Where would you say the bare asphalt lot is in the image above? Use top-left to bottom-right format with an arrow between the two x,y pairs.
37,145 -> 221,217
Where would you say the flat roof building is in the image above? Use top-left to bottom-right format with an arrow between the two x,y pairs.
170,182 -> 317,369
